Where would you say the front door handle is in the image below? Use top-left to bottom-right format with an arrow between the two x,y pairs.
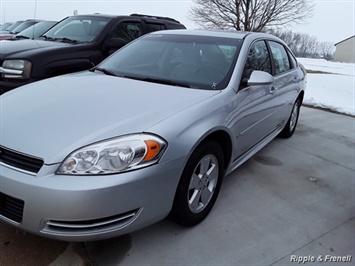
269,86 -> 277,94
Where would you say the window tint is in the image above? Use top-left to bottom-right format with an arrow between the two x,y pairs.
109,22 -> 143,43
146,23 -> 167,32
242,40 -> 271,80
268,41 -> 291,75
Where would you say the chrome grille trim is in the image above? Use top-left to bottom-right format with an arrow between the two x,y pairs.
46,212 -> 136,229
0,162 -> 37,176
41,208 -> 142,235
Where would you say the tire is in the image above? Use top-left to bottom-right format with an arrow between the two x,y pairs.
170,141 -> 224,227
279,97 -> 301,138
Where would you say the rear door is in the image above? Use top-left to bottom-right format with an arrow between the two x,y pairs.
267,41 -> 300,127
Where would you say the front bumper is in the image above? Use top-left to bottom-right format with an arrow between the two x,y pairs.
0,157 -> 185,241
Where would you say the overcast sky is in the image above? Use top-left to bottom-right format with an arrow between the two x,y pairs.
0,0 -> 354,44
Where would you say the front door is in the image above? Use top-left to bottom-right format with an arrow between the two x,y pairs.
232,40 -> 278,158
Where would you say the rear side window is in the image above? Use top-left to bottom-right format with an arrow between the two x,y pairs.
242,40 -> 272,80
268,41 -> 291,75
166,22 -> 186,30
146,23 -> 167,32
109,21 -> 143,43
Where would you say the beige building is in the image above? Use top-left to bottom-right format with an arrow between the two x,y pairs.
334,35 -> 355,63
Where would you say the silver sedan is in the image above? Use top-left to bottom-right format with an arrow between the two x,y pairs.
0,30 -> 306,241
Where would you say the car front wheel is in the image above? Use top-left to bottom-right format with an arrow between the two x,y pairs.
279,97 -> 301,138
170,141 -> 224,227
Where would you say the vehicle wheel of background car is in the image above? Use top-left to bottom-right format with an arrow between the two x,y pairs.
279,97 -> 301,138
170,141 -> 224,227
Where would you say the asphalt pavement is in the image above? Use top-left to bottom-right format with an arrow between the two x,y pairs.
1,106 -> 354,266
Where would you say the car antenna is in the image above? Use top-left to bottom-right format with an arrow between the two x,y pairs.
32,0 -> 38,39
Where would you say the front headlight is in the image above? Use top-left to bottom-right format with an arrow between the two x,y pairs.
56,134 -> 167,175
1,59 -> 32,79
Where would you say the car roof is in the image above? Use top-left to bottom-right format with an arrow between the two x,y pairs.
151,29 -> 282,42
67,13 -> 182,23
152,29 -> 248,39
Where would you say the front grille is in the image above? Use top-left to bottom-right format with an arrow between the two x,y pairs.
42,208 -> 142,235
0,146 -> 44,174
0,192 -> 24,223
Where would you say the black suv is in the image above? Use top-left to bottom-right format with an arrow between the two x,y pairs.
0,14 -> 185,94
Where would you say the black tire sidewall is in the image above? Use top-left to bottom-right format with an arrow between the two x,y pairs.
280,98 -> 301,138
170,141 -> 224,227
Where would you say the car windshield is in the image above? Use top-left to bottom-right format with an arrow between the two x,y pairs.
6,21 -> 23,32
0,22 -> 13,31
98,34 -> 243,90
14,21 -> 57,39
41,16 -> 111,43
10,21 -> 38,34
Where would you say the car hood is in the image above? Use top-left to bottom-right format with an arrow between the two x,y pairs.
0,71 -> 219,164
0,39 -> 69,56
0,33 -> 14,40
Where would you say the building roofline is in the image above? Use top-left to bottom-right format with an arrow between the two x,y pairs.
334,35 -> 355,46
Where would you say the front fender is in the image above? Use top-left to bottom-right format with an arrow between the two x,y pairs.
42,58 -> 94,77
146,90 -> 236,169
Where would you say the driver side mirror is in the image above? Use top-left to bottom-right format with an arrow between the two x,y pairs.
247,70 -> 274,86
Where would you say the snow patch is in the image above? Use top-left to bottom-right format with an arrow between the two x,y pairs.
297,58 -> 355,116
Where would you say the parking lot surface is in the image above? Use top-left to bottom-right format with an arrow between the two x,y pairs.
1,106 -> 354,265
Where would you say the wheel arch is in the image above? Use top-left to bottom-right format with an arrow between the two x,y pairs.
190,129 -> 233,173
298,90 -> 305,104
168,129 -> 232,225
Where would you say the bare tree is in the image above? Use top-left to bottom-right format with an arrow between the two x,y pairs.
272,30 -> 335,60
189,0 -> 314,32
319,42 -> 335,60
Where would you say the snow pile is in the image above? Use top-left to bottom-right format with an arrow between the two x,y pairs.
297,58 -> 355,116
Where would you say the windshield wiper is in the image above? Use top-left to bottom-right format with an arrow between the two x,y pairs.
39,35 -> 77,43
122,75 -> 192,88
12,35 -> 30,40
93,67 -> 117,76
53,37 -> 78,44
40,35 -> 55,41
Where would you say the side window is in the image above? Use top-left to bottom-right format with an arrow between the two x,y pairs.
268,41 -> 291,75
146,23 -> 167,32
242,40 -> 272,80
108,21 -> 143,43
